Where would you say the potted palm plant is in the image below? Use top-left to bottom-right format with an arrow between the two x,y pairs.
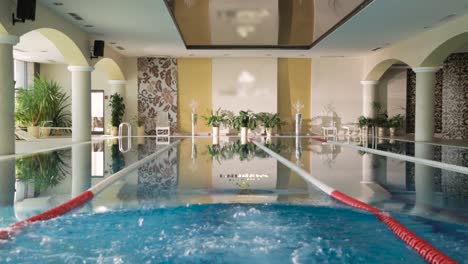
109,93 -> 125,136
374,111 -> 389,138
232,110 -> 257,139
131,115 -> 146,137
202,108 -> 226,138
357,115 -> 369,136
256,112 -> 283,137
388,114 -> 404,137
15,76 -> 70,138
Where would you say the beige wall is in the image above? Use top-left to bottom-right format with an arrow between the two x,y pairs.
123,57 -> 139,134
378,68 -> 407,118
311,57 -> 364,134
178,58 -> 212,133
278,58 -> 312,134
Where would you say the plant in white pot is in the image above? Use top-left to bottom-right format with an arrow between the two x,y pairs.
232,110 -> 257,139
15,76 -> 68,138
388,114 -> 404,137
202,108 -> 226,139
131,115 -> 146,137
109,93 -> 125,136
256,112 -> 283,137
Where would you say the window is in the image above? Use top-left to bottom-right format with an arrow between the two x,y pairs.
91,90 -> 105,134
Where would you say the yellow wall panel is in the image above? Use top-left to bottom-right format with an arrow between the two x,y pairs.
177,58 -> 212,133
278,58 -> 312,133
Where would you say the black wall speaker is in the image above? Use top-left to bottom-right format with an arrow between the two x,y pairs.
16,0 -> 36,21
93,40 -> 105,58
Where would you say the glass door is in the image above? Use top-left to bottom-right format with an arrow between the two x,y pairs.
91,90 -> 105,134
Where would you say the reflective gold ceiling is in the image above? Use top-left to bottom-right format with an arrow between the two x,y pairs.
164,0 -> 372,49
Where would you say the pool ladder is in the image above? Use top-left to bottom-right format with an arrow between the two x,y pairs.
118,122 -> 132,153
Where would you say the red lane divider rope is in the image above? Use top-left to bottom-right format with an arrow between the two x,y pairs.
301,138 -> 459,263
0,191 -> 94,241
330,190 -> 456,263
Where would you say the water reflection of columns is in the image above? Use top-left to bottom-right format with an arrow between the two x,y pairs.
414,143 -> 435,211
360,153 -> 389,203
0,159 -> 15,206
71,144 -> 92,198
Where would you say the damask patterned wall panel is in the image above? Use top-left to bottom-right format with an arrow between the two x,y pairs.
137,58 -> 178,134
442,53 -> 468,139
137,138 -> 178,202
406,69 -> 443,134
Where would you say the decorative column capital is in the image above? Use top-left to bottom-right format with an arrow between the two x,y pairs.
0,34 -> 19,45
67,65 -> 94,72
108,80 -> 127,85
361,80 -> 379,85
412,67 -> 441,73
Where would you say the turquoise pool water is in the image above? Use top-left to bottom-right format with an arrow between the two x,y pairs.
0,137 -> 467,263
0,204 -> 435,263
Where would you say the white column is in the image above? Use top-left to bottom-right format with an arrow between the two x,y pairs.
68,66 -> 94,142
108,79 -> 126,96
413,67 -> 439,142
361,80 -> 379,118
0,34 -> 19,155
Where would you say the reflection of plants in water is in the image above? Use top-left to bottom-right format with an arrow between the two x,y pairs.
111,144 -> 126,173
16,150 -> 70,192
206,140 -> 284,162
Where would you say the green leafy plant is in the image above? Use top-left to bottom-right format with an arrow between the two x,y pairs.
109,93 -> 126,127
111,143 -> 126,173
16,149 -> 70,192
374,111 -> 389,128
388,114 -> 405,128
202,108 -> 226,127
131,115 -> 147,127
232,110 -> 257,130
357,115 -> 368,128
256,112 -> 283,129
16,76 -> 71,130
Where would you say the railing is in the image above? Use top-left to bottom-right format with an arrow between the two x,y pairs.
118,122 -> 131,153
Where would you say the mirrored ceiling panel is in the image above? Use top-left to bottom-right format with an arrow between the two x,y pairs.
164,0 -> 372,49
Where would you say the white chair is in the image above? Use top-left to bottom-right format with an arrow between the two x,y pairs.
156,112 -> 171,137
322,121 -> 337,137
15,128 -> 37,141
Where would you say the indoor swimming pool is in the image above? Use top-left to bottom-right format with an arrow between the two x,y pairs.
0,137 -> 467,263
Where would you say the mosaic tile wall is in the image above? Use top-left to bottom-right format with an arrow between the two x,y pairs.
137,57 -> 178,135
406,53 -> 468,138
441,53 -> 468,139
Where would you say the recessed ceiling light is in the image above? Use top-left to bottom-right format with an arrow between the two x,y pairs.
84,25 -> 93,28
40,50 -> 48,53
53,2 -> 63,6
68,12 -> 83,21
